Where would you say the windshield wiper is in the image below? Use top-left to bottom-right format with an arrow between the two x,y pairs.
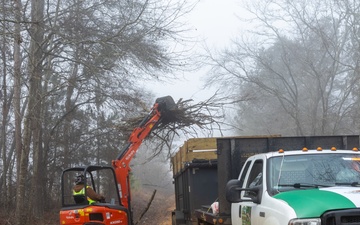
335,182 -> 360,187
278,183 -> 332,188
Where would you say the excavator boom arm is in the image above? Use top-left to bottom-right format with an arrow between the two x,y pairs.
116,103 -> 161,161
112,96 -> 175,209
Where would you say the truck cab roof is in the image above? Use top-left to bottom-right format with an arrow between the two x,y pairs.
259,148 -> 360,159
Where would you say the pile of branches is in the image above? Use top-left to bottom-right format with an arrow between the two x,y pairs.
115,94 -> 236,160
118,94 -> 226,137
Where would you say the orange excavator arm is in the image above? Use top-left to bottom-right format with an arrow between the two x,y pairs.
112,96 -> 176,209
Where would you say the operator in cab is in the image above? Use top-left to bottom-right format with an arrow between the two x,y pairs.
73,174 -> 105,204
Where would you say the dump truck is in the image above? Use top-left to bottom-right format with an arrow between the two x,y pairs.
171,135 -> 360,225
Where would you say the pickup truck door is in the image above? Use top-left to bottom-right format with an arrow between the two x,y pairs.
232,157 -> 266,225
231,159 -> 249,225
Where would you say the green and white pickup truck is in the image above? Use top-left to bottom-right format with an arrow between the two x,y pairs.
226,147 -> 360,225
172,135 -> 360,225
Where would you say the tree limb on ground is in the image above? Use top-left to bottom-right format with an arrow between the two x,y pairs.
134,189 -> 157,225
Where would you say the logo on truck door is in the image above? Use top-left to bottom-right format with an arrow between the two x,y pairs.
241,206 -> 251,225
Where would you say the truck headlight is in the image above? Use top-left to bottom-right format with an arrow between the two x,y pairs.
289,218 -> 321,225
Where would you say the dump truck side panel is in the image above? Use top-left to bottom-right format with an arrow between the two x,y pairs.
172,138 -> 218,225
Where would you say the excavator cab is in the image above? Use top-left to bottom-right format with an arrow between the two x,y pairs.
60,166 -> 130,225
61,166 -> 121,206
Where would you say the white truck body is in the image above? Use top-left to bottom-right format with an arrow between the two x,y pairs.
227,149 -> 360,225
172,135 -> 360,225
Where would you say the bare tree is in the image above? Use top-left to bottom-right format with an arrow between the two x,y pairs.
0,0 -> 17,212
205,0 -> 360,136
0,0 -> 201,224
15,0 -> 45,223
12,0 -> 23,213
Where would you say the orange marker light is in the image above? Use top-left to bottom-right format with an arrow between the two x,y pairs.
331,147 -> 336,151
218,218 -> 224,224
278,149 -> 284,153
302,147 -> 308,152
353,147 -> 359,152
317,147 -> 322,151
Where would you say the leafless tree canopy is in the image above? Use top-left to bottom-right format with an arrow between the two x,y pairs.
204,0 -> 360,136
0,0 -> 203,224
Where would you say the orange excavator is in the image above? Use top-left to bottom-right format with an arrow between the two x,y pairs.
59,96 -> 176,225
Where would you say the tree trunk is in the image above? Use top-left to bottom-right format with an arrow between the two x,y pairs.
13,0 -> 23,222
0,0 -> 9,210
14,0 -> 44,224
29,0 -> 45,218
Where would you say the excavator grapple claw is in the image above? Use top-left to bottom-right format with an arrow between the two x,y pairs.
155,96 -> 177,113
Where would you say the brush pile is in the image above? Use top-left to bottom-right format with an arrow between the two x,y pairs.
117,95 -> 225,137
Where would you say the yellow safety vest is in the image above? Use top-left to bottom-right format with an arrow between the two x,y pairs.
73,186 -> 96,204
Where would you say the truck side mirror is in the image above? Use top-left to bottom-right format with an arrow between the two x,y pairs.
226,179 -> 262,204
226,179 -> 243,203
245,185 -> 262,204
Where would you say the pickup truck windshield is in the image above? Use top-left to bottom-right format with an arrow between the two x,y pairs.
267,153 -> 360,196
